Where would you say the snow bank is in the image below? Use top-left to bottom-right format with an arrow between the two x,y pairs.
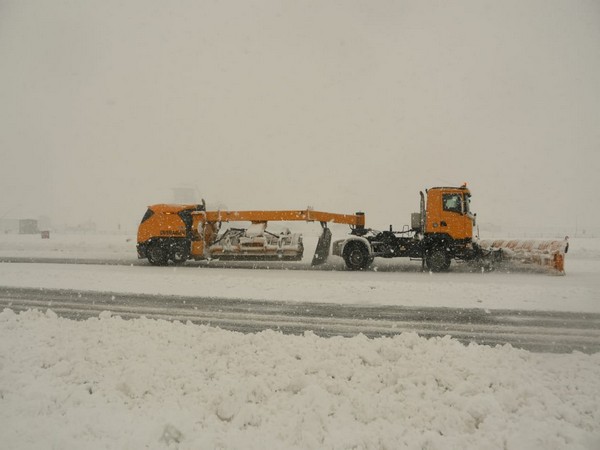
1,309 -> 599,449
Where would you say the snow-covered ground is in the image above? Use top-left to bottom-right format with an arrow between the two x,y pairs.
1,233 -> 599,449
1,232 -> 599,313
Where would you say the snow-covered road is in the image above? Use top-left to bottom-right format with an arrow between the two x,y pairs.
2,286 -> 599,353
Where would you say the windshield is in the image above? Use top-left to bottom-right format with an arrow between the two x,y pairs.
442,193 -> 463,214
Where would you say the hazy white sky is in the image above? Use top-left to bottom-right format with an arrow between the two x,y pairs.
1,0 -> 599,233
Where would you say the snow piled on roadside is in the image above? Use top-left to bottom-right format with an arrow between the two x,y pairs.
1,309 -> 599,450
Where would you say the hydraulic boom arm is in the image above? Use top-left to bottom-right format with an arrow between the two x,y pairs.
198,209 -> 365,228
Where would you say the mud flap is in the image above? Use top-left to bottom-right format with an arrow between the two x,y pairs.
311,224 -> 332,266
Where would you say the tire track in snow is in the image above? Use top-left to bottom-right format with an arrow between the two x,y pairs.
1,286 -> 599,354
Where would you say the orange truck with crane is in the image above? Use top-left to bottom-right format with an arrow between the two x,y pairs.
136,185 -> 568,273
137,204 -> 364,266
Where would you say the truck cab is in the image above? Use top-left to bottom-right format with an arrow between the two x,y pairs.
424,185 -> 475,242
332,185 -> 479,272
137,203 -> 205,265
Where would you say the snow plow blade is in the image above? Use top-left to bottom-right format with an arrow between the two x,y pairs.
311,226 -> 332,266
478,237 -> 569,274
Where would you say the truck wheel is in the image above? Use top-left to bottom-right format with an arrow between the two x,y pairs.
147,243 -> 169,266
343,241 -> 371,271
170,243 -> 189,265
425,247 -> 451,272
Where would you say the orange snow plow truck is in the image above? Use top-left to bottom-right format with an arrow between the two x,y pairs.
137,185 -> 569,274
136,204 -> 363,266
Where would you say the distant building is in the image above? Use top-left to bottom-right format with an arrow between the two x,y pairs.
19,219 -> 39,234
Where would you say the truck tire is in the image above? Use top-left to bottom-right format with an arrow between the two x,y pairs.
425,247 -> 451,272
343,241 -> 371,271
169,242 -> 189,265
147,243 -> 169,266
